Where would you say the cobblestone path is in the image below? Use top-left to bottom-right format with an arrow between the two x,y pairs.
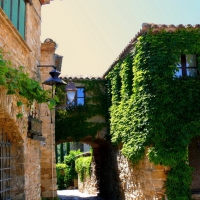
57,190 -> 105,200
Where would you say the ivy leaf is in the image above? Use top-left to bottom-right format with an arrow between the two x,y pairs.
53,95 -> 60,103
6,90 -> 15,95
17,101 -> 23,107
48,98 -> 56,110
16,113 -> 23,119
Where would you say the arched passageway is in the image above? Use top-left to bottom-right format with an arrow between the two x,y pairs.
0,89 -> 42,199
56,138 -> 125,200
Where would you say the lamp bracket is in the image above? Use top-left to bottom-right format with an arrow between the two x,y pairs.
37,65 -> 56,68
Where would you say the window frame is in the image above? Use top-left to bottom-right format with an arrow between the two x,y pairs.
176,54 -> 198,77
75,87 -> 85,106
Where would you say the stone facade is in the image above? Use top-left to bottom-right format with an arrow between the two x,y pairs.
115,150 -> 169,200
78,160 -> 99,195
79,144 -> 169,200
0,0 -> 56,199
39,39 -> 58,198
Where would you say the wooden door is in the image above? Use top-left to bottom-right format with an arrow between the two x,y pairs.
189,136 -> 200,193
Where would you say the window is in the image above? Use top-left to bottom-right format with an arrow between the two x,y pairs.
66,87 -> 85,109
175,54 -> 198,77
0,129 -> 12,199
0,0 -> 26,38
76,87 -> 85,106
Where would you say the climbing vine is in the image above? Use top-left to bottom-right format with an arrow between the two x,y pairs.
106,27 -> 200,199
0,49 -> 57,117
55,79 -> 108,142
75,155 -> 92,182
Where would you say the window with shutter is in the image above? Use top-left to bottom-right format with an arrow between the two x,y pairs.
0,0 -> 26,39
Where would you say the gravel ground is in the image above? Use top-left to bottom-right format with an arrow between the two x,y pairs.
57,190 -> 105,200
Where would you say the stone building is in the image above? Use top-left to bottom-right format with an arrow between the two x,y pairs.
100,23 -> 200,200
0,0 -> 59,199
60,24 -> 200,200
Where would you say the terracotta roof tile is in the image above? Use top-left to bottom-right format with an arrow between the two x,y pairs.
60,75 -> 104,81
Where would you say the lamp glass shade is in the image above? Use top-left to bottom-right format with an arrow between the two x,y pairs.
67,91 -> 76,102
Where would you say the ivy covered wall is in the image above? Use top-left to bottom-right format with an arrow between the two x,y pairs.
55,79 -> 108,143
106,27 -> 200,200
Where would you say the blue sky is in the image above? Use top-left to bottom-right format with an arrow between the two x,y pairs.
41,0 -> 200,77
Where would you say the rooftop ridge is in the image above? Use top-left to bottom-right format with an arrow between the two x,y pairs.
60,75 -> 104,80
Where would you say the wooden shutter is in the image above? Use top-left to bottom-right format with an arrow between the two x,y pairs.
11,0 -> 19,29
18,0 -> 25,39
0,0 -> 26,39
3,0 -> 11,19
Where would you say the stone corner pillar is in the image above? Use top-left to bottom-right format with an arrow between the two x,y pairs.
39,38 -> 57,198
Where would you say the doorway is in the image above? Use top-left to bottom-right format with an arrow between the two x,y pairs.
189,136 -> 200,194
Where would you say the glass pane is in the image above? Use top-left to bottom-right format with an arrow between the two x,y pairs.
175,68 -> 182,77
186,54 -> 197,68
77,88 -> 84,98
176,57 -> 181,67
67,91 -> 76,102
77,98 -> 84,105
187,68 -> 198,76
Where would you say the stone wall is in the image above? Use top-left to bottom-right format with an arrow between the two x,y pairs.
78,160 -> 99,195
39,39 -> 58,198
0,1 -> 54,199
115,150 -> 169,200
80,143 -> 169,200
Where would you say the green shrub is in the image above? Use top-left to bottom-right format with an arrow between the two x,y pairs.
75,156 -> 92,182
56,150 -> 81,189
64,150 -> 81,187
56,163 -> 67,190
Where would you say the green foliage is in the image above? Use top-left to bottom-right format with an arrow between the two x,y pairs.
55,80 -> 108,142
56,163 -> 67,190
64,150 -> 81,188
165,161 -> 193,200
106,28 -> 200,199
0,49 -> 58,114
56,150 -> 81,189
75,156 -> 92,182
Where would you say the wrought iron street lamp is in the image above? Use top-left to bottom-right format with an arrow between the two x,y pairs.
65,80 -> 77,108
42,67 -> 67,86
28,66 -> 67,141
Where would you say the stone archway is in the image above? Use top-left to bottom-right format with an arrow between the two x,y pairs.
56,137 -> 119,198
0,87 -> 42,199
0,109 -> 25,199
